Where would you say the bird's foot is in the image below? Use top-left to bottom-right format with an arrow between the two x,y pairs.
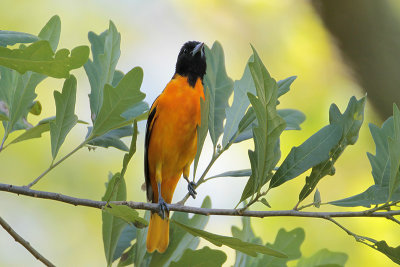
188,182 -> 197,199
158,197 -> 169,219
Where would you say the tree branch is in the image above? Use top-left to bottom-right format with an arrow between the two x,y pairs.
1,182 -> 399,219
0,215 -> 56,267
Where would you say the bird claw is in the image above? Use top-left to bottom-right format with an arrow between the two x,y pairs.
158,197 -> 169,219
188,182 -> 197,199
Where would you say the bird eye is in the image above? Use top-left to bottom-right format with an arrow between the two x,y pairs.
183,48 -> 188,54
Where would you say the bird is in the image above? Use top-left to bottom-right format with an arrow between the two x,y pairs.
144,41 -> 207,253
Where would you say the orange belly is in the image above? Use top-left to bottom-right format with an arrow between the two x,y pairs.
147,75 -> 204,203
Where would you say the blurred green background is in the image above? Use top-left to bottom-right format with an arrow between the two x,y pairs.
1,0 -> 399,266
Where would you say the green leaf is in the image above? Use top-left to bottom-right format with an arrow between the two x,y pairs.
329,185 -> 400,207
368,118 -> 395,187
232,216 -> 262,267
103,121 -> 138,207
232,217 -> 303,267
234,107 -> 305,144
170,246 -> 227,267
0,101 -> 8,121
299,96 -> 366,202
1,67 -> 41,137
250,45 -> 286,182
29,100 -> 41,115
270,124 -> 342,189
230,76 -> 299,145
9,121 -> 49,145
193,86 -> 210,178
38,15 -> 61,52
259,228 -> 305,267
296,249 -> 348,267
121,101 -> 149,122
172,220 -> 287,258
233,106 -> 256,143
104,204 -> 148,228
277,76 -> 297,98
222,58 -> 255,148
102,173 -> 127,267
85,21 -> 121,121
134,211 -> 150,267
0,15 -> 61,141
375,241 -> 400,265
208,169 -> 252,179
239,151 -> 258,203
260,198 -> 271,208
87,125 -> 132,151
0,40 -> 89,78
0,31 -> 39,47
149,196 -> 212,267
113,225 -> 136,262
239,45 -> 286,203
330,115 -> 400,207
121,121 -> 138,176
8,117 -> 86,146
203,41 -> 234,148
329,96 -> 366,146
313,189 -> 321,208
388,104 -> 400,201
90,67 -> 145,138
277,109 -> 305,130
50,76 -> 78,159
117,243 -> 135,266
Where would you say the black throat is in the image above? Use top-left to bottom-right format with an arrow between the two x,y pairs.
174,41 -> 207,88
175,72 -> 203,87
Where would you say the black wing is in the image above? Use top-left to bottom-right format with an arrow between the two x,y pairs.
144,103 -> 158,202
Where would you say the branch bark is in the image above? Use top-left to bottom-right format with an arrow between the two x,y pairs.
1,183 -> 399,219
0,215 -> 56,267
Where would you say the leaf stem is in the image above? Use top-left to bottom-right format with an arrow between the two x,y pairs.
26,141 -> 86,188
297,202 -> 328,211
0,133 -> 7,152
293,200 -> 302,210
296,202 -> 315,211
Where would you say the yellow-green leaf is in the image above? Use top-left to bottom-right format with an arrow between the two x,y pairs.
90,67 -> 145,138
0,40 -> 89,78
50,76 -> 78,159
172,220 -> 287,258
104,204 -> 148,228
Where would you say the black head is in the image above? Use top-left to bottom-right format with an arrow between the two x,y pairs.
175,41 -> 207,87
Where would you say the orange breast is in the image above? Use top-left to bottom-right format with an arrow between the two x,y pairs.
147,75 -> 204,202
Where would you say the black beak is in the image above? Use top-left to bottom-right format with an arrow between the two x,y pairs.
191,42 -> 204,57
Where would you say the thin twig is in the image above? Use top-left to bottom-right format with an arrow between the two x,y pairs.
240,188 -> 270,211
178,148 -> 220,205
387,215 -> 400,225
0,215 -> 55,267
324,217 -> 376,248
1,182 -> 399,218
26,142 -> 86,188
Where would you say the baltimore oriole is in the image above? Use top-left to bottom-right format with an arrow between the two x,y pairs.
144,41 -> 206,253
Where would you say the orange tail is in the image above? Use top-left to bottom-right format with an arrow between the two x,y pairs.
146,212 -> 170,253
